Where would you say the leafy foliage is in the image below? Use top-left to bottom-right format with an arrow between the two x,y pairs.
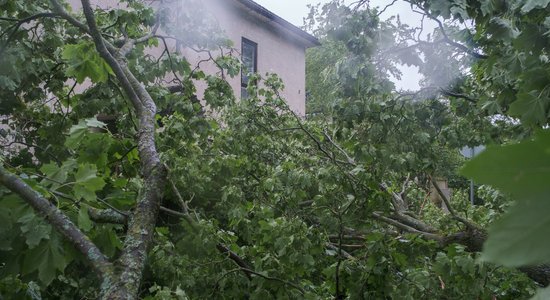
0,0 -> 548,299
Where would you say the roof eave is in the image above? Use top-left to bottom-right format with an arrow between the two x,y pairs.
234,0 -> 320,48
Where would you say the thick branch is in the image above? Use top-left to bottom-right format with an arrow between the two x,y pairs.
371,212 -> 443,242
326,243 -> 354,259
380,182 -> 407,211
78,0 -> 167,298
392,212 -> 439,233
216,244 -> 253,280
119,22 -> 160,57
88,207 -> 128,224
0,166 -> 113,278
440,88 -> 476,103
49,0 -> 90,34
380,183 -> 438,233
76,0 -> 143,113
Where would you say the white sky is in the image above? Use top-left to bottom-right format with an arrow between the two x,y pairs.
253,0 -> 432,90
253,0 -> 320,26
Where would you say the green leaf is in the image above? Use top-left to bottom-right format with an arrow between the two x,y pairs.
78,205 -> 93,232
65,121 -> 88,149
429,1 -> 452,18
480,198 -> 550,266
461,130 -> 550,198
75,164 -> 102,188
487,17 -> 519,41
0,75 -> 18,91
62,42 -> 114,83
40,161 -> 78,189
509,91 -> 549,125
450,3 -> 469,21
462,130 -> 550,266
92,227 -> 123,257
40,163 -> 67,186
74,164 -> 105,202
521,0 -> 550,13
18,212 -> 51,249
86,118 -> 107,129
65,118 -> 108,149
22,222 -> 51,249
22,235 -> 69,285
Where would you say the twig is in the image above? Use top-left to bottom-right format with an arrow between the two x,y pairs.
239,268 -> 305,295
0,12 -> 58,55
323,130 -> 355,165
169,179 -> 191,215
335,214 -> 344,299
96,197 -> 130,217
376,0 -> 398,17
430,177 -> 476,228
405,1 -> 488,59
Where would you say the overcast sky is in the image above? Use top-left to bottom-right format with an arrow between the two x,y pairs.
253,0 -> 320,26
253,0 -> 432,90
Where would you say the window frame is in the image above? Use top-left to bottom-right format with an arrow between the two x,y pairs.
241,37 -> 258,98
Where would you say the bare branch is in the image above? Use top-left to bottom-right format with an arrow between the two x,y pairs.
405,1 -> 488,59
371,212 -> 442,242
88,207 -> 128,224
379,182 -> 439,232
381,182 -> 406,211
239,267 -> 305,295
376,0 -> 398,17
430,178 -> 478,229
216,244 -> 253,280
49,0 -> 90,34
326,243 -> 354,259
439,88 -> 477,103
0,12 -> 58,55
119,24 -> 159,57
323,130 -> 356,165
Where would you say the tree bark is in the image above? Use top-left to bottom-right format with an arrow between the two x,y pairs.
71,1 -> 168,298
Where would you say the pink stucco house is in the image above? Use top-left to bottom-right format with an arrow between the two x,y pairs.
68,0 -> 319,115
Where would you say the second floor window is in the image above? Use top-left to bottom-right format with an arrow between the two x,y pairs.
241,37 -> 257,98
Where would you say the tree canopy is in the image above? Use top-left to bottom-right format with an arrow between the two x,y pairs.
1,0 -> 550,299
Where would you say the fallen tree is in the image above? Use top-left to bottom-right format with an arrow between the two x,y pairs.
0,0 -> 547,299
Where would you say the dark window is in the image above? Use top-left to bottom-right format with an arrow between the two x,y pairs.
241,38 -> 257,98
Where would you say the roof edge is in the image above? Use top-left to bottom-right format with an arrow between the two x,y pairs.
234,0 -> 320,48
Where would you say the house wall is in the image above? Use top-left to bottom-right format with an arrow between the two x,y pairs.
66,0 -> 308,115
